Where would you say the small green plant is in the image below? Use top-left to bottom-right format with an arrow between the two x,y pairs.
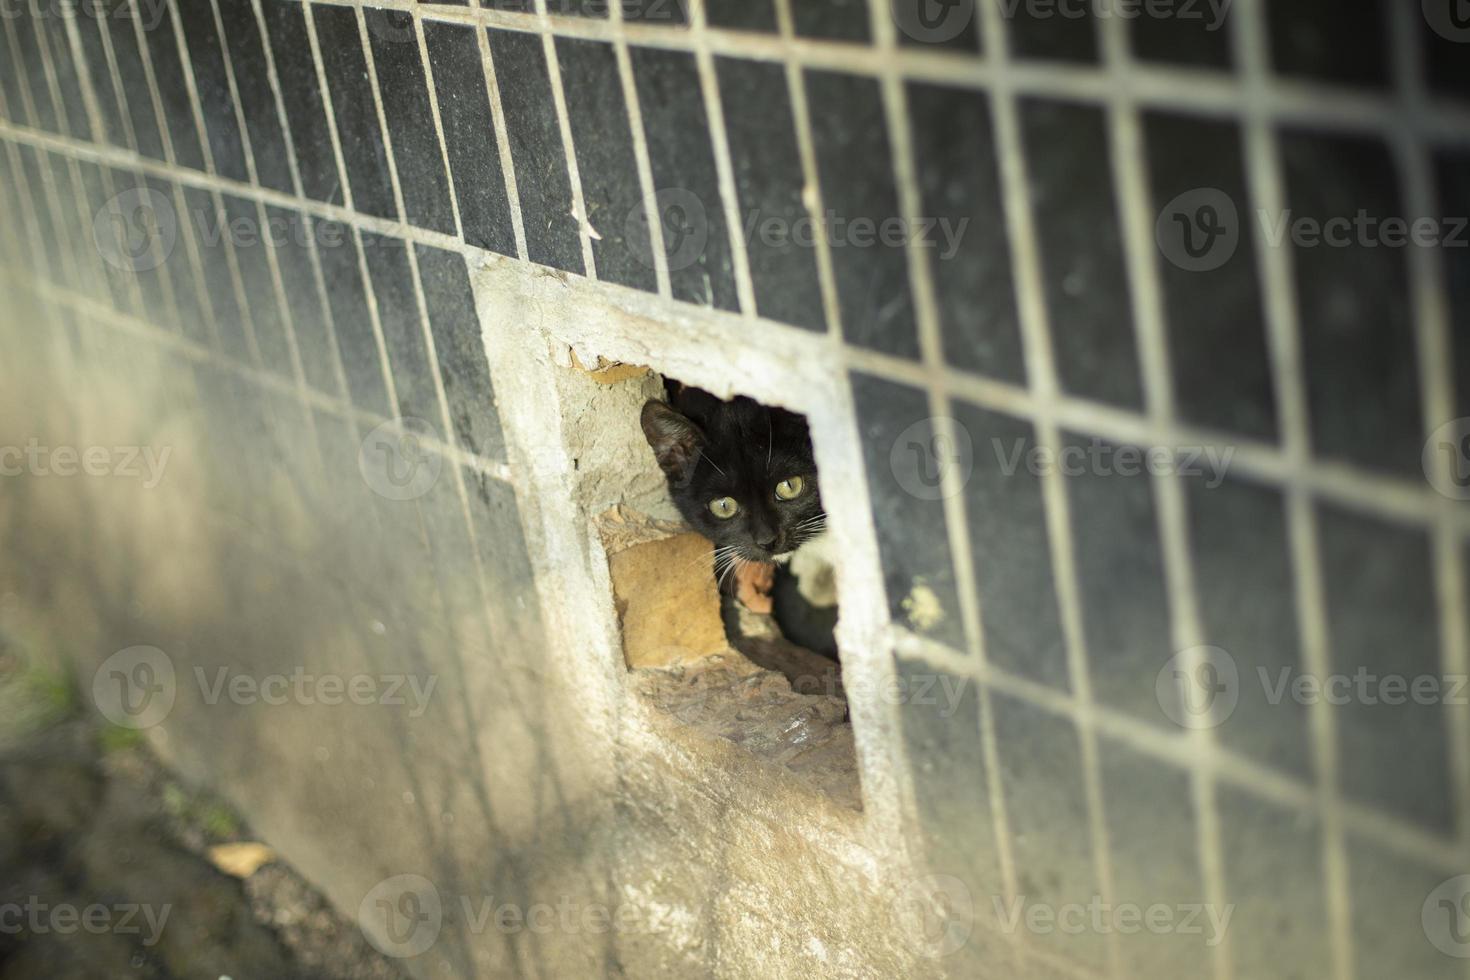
98,724 -> 146,753
162,782 -> 189,818
162,780 -> 243,840
201,804 -> 241,839
0,653 -> 75,743
23,665 -> 75,718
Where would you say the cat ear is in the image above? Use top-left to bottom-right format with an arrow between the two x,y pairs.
641,400 -> 705,484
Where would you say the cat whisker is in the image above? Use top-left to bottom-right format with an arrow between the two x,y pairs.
713,550 -> 746,591
695,448 -> 726,477
733,557 -> 752,592
696,545 -> 738,572
716,555 -> 740,592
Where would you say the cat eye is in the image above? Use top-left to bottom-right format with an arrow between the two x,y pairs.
708,496 -> 740,519
774,477 -> 805,501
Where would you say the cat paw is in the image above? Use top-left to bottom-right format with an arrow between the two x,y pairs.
733,561 -> 775,615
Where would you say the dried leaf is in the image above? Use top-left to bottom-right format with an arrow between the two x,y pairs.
207,842 -> 274,878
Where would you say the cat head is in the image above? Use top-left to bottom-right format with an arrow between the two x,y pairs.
640,391 -> 825,563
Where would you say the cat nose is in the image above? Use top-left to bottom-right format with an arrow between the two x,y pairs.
755,532 -> 779,550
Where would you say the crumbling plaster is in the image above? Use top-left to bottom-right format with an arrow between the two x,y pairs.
472,253 -> 965,974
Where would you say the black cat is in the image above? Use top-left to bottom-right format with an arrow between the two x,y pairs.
641,384 -> 838,658
640,384 -> 827,571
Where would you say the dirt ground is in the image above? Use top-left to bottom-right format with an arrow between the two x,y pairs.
0,641 -> 405,980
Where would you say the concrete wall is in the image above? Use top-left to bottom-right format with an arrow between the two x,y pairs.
1,2 -> 1468,978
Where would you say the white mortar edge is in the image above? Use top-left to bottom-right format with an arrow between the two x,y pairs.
471,253 -> 917,877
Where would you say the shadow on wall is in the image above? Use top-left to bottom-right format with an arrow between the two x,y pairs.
0,304 -> 624,978
0,295 -> 938,978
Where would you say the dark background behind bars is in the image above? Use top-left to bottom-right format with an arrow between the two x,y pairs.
1,0 -> 1469,977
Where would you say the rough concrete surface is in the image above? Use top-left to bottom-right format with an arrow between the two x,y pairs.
0,279 -> 1003,980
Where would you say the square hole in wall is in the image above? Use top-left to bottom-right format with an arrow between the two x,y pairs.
579,362 -> 860,809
